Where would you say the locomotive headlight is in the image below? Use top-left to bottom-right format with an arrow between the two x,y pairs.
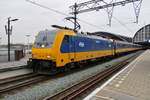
32,54 -> 34,57
41,45 -> 45,48
47,56 -> 51,58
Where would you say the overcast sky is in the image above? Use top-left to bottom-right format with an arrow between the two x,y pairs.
0,0 -> 150,44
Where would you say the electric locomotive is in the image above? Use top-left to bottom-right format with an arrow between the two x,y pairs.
28,25 -> 140,74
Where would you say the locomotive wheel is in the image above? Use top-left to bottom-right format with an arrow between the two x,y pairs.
33,66 -> 38,72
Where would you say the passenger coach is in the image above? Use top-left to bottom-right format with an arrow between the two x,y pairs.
28,26 -> 141,74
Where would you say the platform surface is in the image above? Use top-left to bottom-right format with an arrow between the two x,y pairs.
0,54 -> 31,71
84,50 -> 150,100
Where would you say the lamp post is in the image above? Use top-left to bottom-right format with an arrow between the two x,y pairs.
5,17 -> 18,61
26,35 -> 30,54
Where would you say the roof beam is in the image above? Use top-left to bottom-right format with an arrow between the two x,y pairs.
69,0 -> 141,14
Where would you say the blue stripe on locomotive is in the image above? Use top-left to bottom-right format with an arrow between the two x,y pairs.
60,35 -> 113,53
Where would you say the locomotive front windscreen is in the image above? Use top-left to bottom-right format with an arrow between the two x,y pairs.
34,30 -> 56,48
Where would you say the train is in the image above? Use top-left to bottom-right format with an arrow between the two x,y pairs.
27,25 -> 141,74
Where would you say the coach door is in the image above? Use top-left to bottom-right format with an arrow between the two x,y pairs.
113,40 -> 116,55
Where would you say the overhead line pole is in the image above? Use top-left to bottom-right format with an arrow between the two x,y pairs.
6,17 -> 11,61
74,3 -> 77,31
5,17 -> 18,61
69,0 -> 142,25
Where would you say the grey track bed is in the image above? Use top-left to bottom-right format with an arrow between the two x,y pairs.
1,51 -> 142,100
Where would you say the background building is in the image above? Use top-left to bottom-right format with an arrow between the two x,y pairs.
133,24 -> 150,46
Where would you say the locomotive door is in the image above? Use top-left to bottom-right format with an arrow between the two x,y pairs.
61,35 -> 75,66
69,36 -> 75,62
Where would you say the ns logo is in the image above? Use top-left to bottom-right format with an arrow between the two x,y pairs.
79,42 -> 85,47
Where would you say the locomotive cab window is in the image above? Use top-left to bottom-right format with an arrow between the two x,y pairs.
34,30 -> 57,48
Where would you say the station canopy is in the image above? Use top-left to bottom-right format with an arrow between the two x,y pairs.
88,31 -> 132,42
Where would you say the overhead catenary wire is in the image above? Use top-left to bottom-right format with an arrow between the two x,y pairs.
26,0 -> 135,33
69,0 -> 143,34
112,16 -> 134,33
78,19 -> 106,30
25,0 -> 106,30
26,0 -> 68,16
102,8 -> 134,33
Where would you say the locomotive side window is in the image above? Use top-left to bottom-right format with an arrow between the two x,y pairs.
60,35 -> 71,53
34,30 -> 57,48
63,35 -> 69,44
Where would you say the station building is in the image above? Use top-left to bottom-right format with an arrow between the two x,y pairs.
133,24 -> 150,46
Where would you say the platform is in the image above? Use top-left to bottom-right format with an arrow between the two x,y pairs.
0,54 -> 31,72
84,49 -> 150,100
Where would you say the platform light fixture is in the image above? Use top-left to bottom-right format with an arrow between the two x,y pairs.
5,17 -> 19,61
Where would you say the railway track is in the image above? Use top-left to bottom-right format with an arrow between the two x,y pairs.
0,73 -> 48,94
44,53 -> 138,100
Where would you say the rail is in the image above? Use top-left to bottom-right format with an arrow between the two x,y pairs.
0,73 -> 48,93
44,53 -> 138,100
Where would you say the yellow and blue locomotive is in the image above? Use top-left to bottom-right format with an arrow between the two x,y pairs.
28,25 -> 140,74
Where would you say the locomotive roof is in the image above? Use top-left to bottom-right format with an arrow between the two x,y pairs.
38,29 -> 57,33
77,32 -> 112,41
38,29 -> 132,43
